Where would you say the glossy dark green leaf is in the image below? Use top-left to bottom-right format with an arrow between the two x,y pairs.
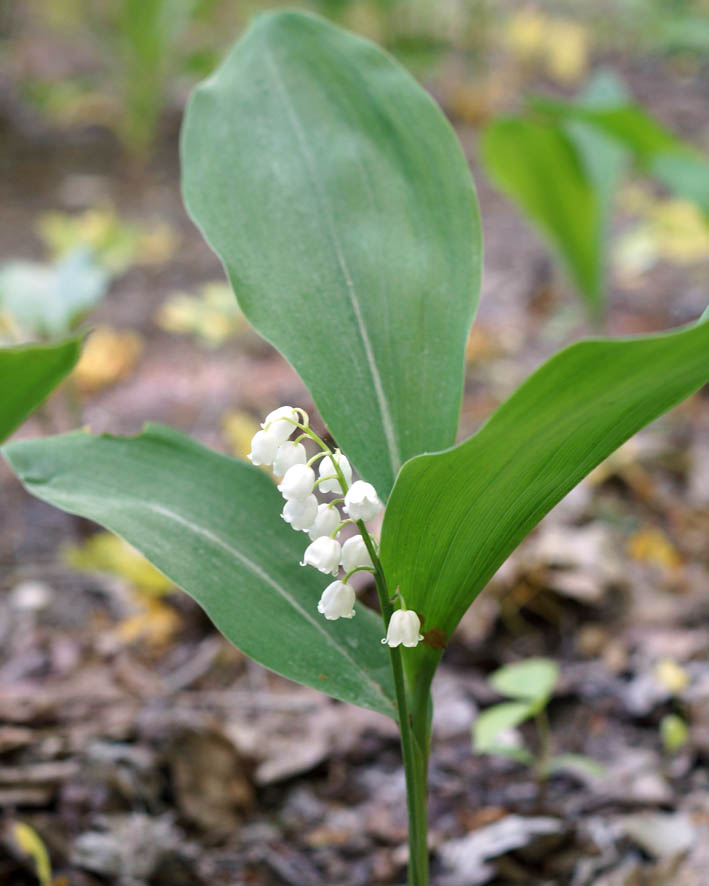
380,318 -> 709,692
0,338 -> 81,442
181,10 -> 481,497
3,424 -> 396,719
481,118 -> 602,316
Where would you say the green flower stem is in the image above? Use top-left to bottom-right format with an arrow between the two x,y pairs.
330,519 -> 353,538
284,419 -> 332,456
283,421 -> 429,882
357,519 -> 429,886
305,450 -> 330,467
343,564 -> 375,582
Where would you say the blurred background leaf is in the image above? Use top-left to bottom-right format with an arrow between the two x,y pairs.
0,250 -> 108,341
64,530 -> 173,596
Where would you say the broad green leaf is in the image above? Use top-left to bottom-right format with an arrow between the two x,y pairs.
0,249 -> 108,339
2,424 -> 396,719
0,338 -> 81,442
472,701 -> 533,753
489,658 -> 559,704
481,118 -> 602,316
381,318 -> 709,692
181,10 -> 481,497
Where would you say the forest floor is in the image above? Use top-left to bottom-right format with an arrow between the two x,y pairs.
1,39 -> 708,886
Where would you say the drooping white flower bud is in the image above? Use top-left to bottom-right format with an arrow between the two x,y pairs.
281,495 -> 318,531
278,464 -> 315,501
262,406 -> 299,445
308,503 -> 342,541
318,450 -> 352,494
381,609 -> 423,648
317,580 -> 356,620
341,535 -> 374,573
248,429 -> 280,466
272,440 -> 307,478
301,537 -> 342,575
344,480 -> 383,521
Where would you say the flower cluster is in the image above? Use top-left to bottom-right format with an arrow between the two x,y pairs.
249,405 -> 423,647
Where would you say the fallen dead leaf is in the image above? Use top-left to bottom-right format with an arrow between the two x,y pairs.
73,326 -> 143,392
627,527 -> 682,571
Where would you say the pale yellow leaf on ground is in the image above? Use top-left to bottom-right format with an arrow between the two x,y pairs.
627,527 -> 682,570
73,326 -> 143,392
114,598 -> 182,650
503,10 -> 588,83
11,822 -> 52,886
38,207 -> 178,274
155,282 -> 245,347
64,530 -> 172,595
221,410 -> 262,463
655,658 -> 690,694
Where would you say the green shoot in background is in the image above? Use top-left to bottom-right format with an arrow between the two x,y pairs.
482,70 -> 709,320
473,658 -> 603,782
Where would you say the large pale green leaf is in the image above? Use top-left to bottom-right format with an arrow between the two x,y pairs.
181,10 -> 481,497
380,318 -> 709,691
480,118 -> 602,316
0,338 -> 81,442
3,424 -> 396,719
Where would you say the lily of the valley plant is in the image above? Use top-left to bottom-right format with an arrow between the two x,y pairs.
3,12 -> 709,886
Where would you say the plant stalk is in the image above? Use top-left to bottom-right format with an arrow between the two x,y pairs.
294,429 -> 431,883
358,522 -> 430,886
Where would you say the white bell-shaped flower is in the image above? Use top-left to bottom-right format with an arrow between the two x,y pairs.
248,429 -> 279,466
301,537 -> 341,575
317,580 -> 356,620
318,450 -> 352,494
341,535 -> 374,573
273,440 -> 307,478
344,480 -> 383,521
262,406 -> 299,445
281,495 -> 318,531
381,609 -> 423,648
308,503 -> 342,541
278,464 -> 315,501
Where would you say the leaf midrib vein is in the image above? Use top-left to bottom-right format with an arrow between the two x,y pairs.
262,43 -> 401,479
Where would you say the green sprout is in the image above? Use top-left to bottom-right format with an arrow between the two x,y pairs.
473,657 -> 604,782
